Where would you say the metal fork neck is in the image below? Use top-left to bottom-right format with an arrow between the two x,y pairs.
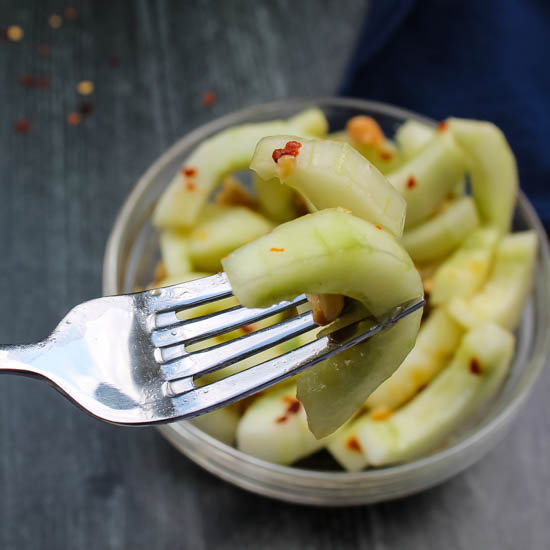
0,342 -> 48,379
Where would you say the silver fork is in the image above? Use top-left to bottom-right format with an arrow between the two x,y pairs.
0,273 -> 424,425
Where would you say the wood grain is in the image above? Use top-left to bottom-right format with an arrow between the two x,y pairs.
1,1 -> 549,549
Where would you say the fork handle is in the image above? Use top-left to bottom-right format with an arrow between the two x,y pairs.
0,343 -> 46,379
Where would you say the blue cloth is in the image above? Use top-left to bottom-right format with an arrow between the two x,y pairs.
341,0 -> 550,228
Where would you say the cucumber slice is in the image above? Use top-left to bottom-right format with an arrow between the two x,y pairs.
159,230 -> 193,276
394,119 -> 436,158
189,405 -> 240,446
189,206 -> 274,272
402,196 -> 480,263
325,421 -> 369,472
222,208 -> 422,316
236,383 -> 325,465
447,231 -> 537,330
153,108 -> 328,230
254,174 -> 300,223
223,209 -> 423,438
250,136 -> 406,237
365,308 -> 463,410
298,307 -> 422,438
430,227 -> 500,305
387,132 -> 467,229
448,118 -> 518,234
357,323 -> 514,466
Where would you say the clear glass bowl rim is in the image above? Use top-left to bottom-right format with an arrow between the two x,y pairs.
103,97 -> 550,506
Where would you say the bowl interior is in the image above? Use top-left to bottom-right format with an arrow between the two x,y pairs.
103,98 -> 550,503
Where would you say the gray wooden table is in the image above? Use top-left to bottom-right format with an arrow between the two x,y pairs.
1,1 -> 549,549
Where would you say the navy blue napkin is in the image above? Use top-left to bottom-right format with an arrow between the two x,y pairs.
341,0 -> 550,229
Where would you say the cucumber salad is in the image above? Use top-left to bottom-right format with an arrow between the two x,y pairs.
151,108 -> 536,471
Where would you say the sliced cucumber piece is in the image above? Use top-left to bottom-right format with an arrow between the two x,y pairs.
189,405 -> 240,446
325,421 -> 369,472
447,231 -> 537,330
430,227 -> 500,305
159,230 -> 193,276
394,119 -> 436,158
153,108 -> 328,230
223,208 -> 423,438
250,136 -> 406,238
189,206 -> 274,272
357,323 -> 514,466
365,308 -> 463,411
448,118 -> 518,234
236,383 -> 325,465
298,308 -> 422,438
402,196 -> 480,263
387,131 -> 467,229
222,208 -> 422,316
254,174 -> 300,223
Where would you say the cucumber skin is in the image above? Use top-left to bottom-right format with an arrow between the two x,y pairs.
430,227 -> 500,306
250,135 -> 406,238
189,205 -> 274,272
387,131 -> 467,229
222,209 -> 422,317
402,196 -> 481,263
357,323 -> 514,466
153,108 -> 328,230
447,231 -> 537,331
448,118 -> 518,234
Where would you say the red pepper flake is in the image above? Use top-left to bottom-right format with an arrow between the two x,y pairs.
275,415 -> 288,424
469,357 -> 482,375
37,43 -> 52,57
78,101 -> 94,117
406,175 -> 418,189
272,141 -> 302,163
379,150 -> 394,161
371,406 -> 392,421
36,75 -> 50,90
181,166 -> 197,177
375,224 -> 382,230
202,90 -> 216,108
437,120 -> 449,132
6,25 -> 24,41
64,7 -> 78,21
67,112 -> 82,126
108,54 -> 121,67
14,119 -> 31,134
269,247 -> 285,252
286,400 -> 301,414
241,325 -> 254,334
185,181 -> 197,191
18,73 -> 34,88
346,436 -> 362,453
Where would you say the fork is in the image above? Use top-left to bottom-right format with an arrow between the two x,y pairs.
0,273 -> 424,425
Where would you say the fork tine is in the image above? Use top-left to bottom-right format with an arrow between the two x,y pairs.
160,311 -> 318,378
151,294 -> 308,348
166,298 -> 425,417
146,273 -> 233,314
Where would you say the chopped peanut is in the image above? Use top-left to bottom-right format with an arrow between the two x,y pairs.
307,294 -> 345,326
346,116 -> 386,148
215,175 -> 257,209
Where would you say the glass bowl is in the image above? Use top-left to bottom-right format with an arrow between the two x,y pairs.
103,97 -> 550,506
